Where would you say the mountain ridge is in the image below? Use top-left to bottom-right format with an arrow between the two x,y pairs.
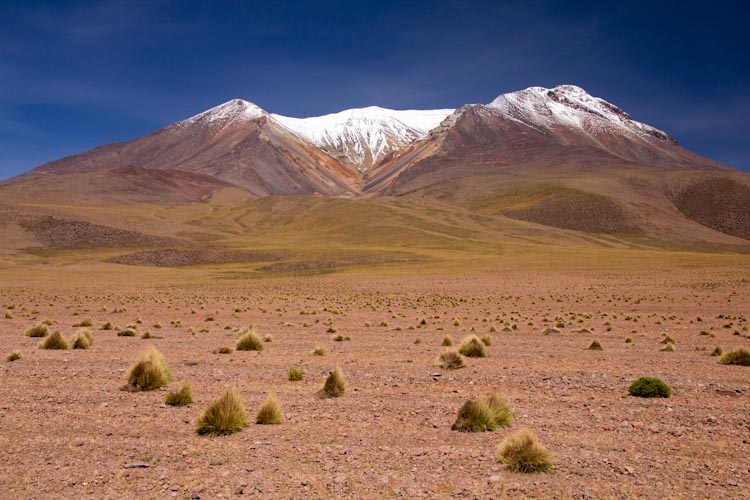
2,84 -> 747,248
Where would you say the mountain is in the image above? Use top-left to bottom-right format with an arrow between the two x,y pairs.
364,85 -> 728,194
9,99 -> 361,197
2,84 -> 748,250
272,107 -> 453,172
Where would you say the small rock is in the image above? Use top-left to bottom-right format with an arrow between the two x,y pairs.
123,462 -> 150,469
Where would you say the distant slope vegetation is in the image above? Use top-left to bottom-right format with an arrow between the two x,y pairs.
21,216 -> 170,248
673,176 -> 750,240
505,190 -> 638,234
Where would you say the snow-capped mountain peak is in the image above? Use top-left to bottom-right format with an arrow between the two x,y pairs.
487,85 -> 673,142
272,106 -> 454,171
182,99 -> 267,126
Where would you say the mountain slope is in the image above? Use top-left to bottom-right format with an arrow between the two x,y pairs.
364,85 -> 729,195
10,100 -> 361,197
272,107 -> 453,172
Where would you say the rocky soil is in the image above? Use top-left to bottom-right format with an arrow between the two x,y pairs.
0,268 -> 749,499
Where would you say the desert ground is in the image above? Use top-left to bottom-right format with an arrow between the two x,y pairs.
1,250 -> 749,500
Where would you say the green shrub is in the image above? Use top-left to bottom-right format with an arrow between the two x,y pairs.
437,349 -> 465,370
40,331 -> 67,350
288,368 -> 303,381
25,324 -> 48,337
497,429 -> 552,473
165,383 -> 193,406
322,367 -> 345,398
195,387 -> 248,435
117,329 -> 136,337
720,348 -> 750,366
628,377 -> 671,398
256,394 -> 283,424
458,335 -> 487,358
236,325 -> 263,351
6,351 -> 21,362
124,348 -> 171,391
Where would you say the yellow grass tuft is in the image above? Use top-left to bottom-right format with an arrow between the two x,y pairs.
236,325 -> 263,351
322,367 -> 345,398
256,393 -> 284,424
165,383 -> 193,406
39,331 -> 67,350
124,347 -> 171,391
196,387 -> 248,435
497,428 -> 552,473
458,334 -> 487,358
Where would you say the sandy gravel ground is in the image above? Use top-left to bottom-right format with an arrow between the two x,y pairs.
0,266 -> 749,499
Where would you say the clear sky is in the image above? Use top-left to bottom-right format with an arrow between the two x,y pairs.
1,0 -> 747,179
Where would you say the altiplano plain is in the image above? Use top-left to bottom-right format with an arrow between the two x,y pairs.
1,249 -> 749,499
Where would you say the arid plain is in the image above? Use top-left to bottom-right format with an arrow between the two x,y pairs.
1,244 -> 749,499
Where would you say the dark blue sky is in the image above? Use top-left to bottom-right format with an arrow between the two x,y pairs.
1,0 -> 748,179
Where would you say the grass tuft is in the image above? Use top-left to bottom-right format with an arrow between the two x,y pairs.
312,346 -> 327,356
6,351 -> 21,362
25,324 -> 49,337
256,393 -> 284,424
71,329 -> 94,349
720,348 -> 750,366
124,348 -> 171,391
485,392 -> 513,428
39,331 -> 68,350
322,367 -> 345,398
587,339 -> 603,350
451,400 -> 496,432
441,335 -> 453,346
288,368 -> 303,381
458,334 -> 487,358
165,383 -> 193,406
437,349 -> 465,370
117,329 -> 136,337
497,428 -> 552,473
236,325 -> 263,351
195,387 -> 248,435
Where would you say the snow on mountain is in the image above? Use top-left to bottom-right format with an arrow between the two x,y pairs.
487,85 -> 674,143
181,99 -> 267,126
272,106 -> 454,171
